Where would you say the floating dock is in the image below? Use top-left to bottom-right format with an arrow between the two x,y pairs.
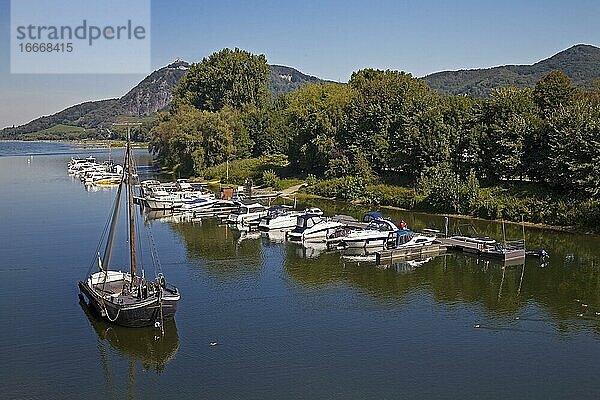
437,237 -> 488,253
375,244 -> 447,265
438,237 -> 526,263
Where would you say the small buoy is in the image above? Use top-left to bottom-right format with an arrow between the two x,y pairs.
154,321 -> 161,328
578,313 -> 584,317
575,299 -> 581,302
474,324 -> 480,328
210,341 -> 218,346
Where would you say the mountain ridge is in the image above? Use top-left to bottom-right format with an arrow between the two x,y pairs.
423,44 -> 600,96
1,62 -> 330,138
3,44 -> 598,138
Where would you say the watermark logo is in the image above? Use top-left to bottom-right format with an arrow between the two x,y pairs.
11,0 -> 151,74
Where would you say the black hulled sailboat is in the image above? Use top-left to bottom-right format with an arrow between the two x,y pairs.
79,132 -> 180,328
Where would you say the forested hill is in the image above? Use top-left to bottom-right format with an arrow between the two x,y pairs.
0,60 -> 191,139
1,62 -> 330,139
269,65 -> 335,94
424,44 -> 600,97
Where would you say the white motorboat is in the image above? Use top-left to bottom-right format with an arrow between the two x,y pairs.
338,218 -> 400,249
258,206 -> 324,231
258,206 -> 300,231
338,214 -> 436,250
68,156 -> 96,172
287,214 -> 344,242
144,187 -> 215,210
179,197 -> 218,212
387,229 -> 436,249
226,203 -> 267,225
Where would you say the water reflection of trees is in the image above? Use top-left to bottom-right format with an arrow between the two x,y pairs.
285,201 -> 600,328
168,218 -> 263,280
167,199 -> 600,331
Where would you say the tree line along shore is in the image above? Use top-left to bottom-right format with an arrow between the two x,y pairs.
145,48 -> 600,233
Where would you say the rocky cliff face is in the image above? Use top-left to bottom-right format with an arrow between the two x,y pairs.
119,60 -> 190,116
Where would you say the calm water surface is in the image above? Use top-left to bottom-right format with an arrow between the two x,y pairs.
2,141 -> 600,399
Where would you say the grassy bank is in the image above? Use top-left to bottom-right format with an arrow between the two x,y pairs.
303,177 -> 600,233
188,156 -> 600,233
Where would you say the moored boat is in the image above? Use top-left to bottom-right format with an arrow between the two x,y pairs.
288,213 -> 344,242
78,131 -> 180,330
226,202 -> 267,224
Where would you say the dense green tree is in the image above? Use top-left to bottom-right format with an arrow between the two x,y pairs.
345,69 -> 429,174
172,48 -> 270,112
533,70 -> 576,118
545,96 -> 600,194
285,83 -> 355,174
480,87 -> 538,181
345,69 -> 450,181
243,96 -> 290,157
439,96 -> 484,178
149,105 -> 249,175
529,72 -> 577,184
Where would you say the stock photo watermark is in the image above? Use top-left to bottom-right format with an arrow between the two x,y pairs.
10,0 -> 151,74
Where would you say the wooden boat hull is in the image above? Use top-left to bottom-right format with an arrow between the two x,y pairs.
78,280 -> 179,328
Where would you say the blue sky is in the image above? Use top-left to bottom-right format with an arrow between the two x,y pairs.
1,0 -> 599,128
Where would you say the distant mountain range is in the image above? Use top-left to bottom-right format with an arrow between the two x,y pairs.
424,44 -> 600,97
3,44 -> 598,139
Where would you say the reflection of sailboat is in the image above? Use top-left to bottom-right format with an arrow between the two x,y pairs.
79,131 -> 180,328
79,297 -> 179,372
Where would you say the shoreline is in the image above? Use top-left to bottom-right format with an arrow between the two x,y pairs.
0,138 -> 149,149
281,192 -> 595,236
195,178 -> 593,235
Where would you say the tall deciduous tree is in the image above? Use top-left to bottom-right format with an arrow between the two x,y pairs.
480,87 -> 538,181
150,105 -> 249,175
285,83 -> 355,174
346,69 -> 449,181
528,71 -> 577,183
172,48 -> 270,112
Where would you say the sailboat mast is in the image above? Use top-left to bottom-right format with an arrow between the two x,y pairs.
126,127 -> 137,285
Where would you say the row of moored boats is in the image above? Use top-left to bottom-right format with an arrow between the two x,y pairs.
68,156 -> 124,185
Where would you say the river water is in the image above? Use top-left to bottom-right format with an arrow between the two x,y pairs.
2,141 -> 600,399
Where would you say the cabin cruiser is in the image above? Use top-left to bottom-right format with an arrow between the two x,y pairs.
258,206 -> 323,231
287,214 -> 344,242
338,215 -> 436,250
140,180 -> 162,197
387,229 -> 436,249
68,156 -> 97,173
144,186 -> 215,210
226,203 -> 267,225
338,218 -> 400,249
